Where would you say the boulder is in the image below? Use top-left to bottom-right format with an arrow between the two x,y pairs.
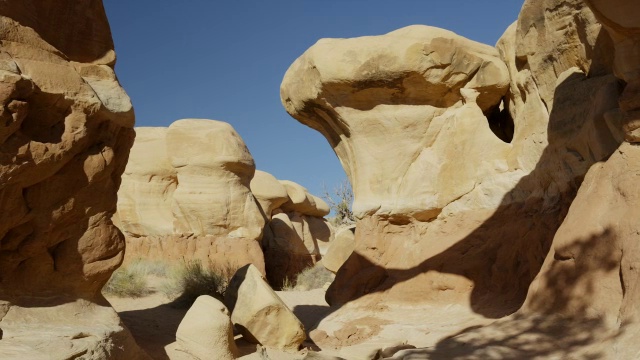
322,225 -> 356,273
279,180 -> 330,217
261,180 -> 334,288
250,170 -> 289,219
0,0 -> 145,358
225,264 -> 305,352
167,119 -> 265,240
114,120 -> 266,274
176,295 -> 238,360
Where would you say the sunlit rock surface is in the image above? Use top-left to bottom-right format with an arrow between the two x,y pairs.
0,0 -> 147,358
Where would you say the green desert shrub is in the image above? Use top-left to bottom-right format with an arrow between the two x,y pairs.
103,263 -> 152,298
291,263 -> 335,291
161,260 -> 230,307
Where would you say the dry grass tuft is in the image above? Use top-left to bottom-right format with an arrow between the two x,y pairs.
161,260 -> 231,307
290,263 -> 335,291
103,261 -> 153,298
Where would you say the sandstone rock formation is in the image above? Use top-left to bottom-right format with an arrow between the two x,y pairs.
0,0 -> 146,358
283,3 -> 619,311
322,225 -> 355,274
225,264 -> 306,352
250,170 -> 289,219
115,125 -> 334,286
175,295 -> 238,360
514,1 -> 640,357
261,180 -> 334,287
115,120 -> 266,274
281,1 -> 633,357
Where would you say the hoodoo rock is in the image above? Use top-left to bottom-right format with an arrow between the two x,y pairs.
282,6 -> 619,310
282,0 -> 631,355
115,120 -> 266,274
0,0 -> 146,358
250,170 -> 289,219
261,180 -> 334,287
115,128 -> 334,286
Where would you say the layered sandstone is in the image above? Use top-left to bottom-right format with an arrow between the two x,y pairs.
115,120 -> 266,273
283,2 -> 619,311
261,180 -> 333,287
516,1 -> 640,357
281,0 -> 640,357
0,0 -> 146,358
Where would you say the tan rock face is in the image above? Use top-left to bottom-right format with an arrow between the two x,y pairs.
0,0 -> 134,303
224,264 -> 305,352
516,1 -> 640,356
585,0 -> 640,143
250,170 -> 289,219
282,0 -> 621,313
176,295 -> 239,360
0,1 -> 147,358
167,119 -> 265,239
115,127 -> 176,237
261,179 -> 334,288
282,25 -> 511,221
115,120 -> 266,273
322,225 -> 355,274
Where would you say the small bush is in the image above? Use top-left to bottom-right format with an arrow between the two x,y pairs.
291,263 -> 335,291
103,264 -> 152,298
127,259 -> 170,277
322,179 -> 355,226
161,261 -> 229,307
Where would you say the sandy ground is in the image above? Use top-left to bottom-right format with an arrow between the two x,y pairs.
105,277 -> 339,359
105,276 -> 498,359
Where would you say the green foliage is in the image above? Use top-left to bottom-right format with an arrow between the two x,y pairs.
323,179 -> 355,226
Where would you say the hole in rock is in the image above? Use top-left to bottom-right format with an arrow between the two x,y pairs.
486,98 -> 514,143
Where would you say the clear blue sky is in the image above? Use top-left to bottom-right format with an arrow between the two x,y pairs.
103,1 -> 523,199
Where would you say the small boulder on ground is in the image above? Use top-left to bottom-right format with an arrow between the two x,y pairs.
176,295 -> 239,360
225,264 -> 306,352
322,225 -> 356,273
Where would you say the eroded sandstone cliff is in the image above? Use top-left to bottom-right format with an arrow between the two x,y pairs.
281,0 -> 640,357
0,1 -> 146,358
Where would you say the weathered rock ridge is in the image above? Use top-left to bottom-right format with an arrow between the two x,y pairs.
282,0 -> 640,357
0,0 -> 146,358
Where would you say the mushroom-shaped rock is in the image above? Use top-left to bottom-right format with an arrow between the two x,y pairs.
281,25 -> 511,221
176,295 -> 239,360
279,180 -> 330,217
224,264 -> 305,351
250,170 -> 289,219
167,119 -> 265,239
322,225 -> 356,273
283,8 -> 622,314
